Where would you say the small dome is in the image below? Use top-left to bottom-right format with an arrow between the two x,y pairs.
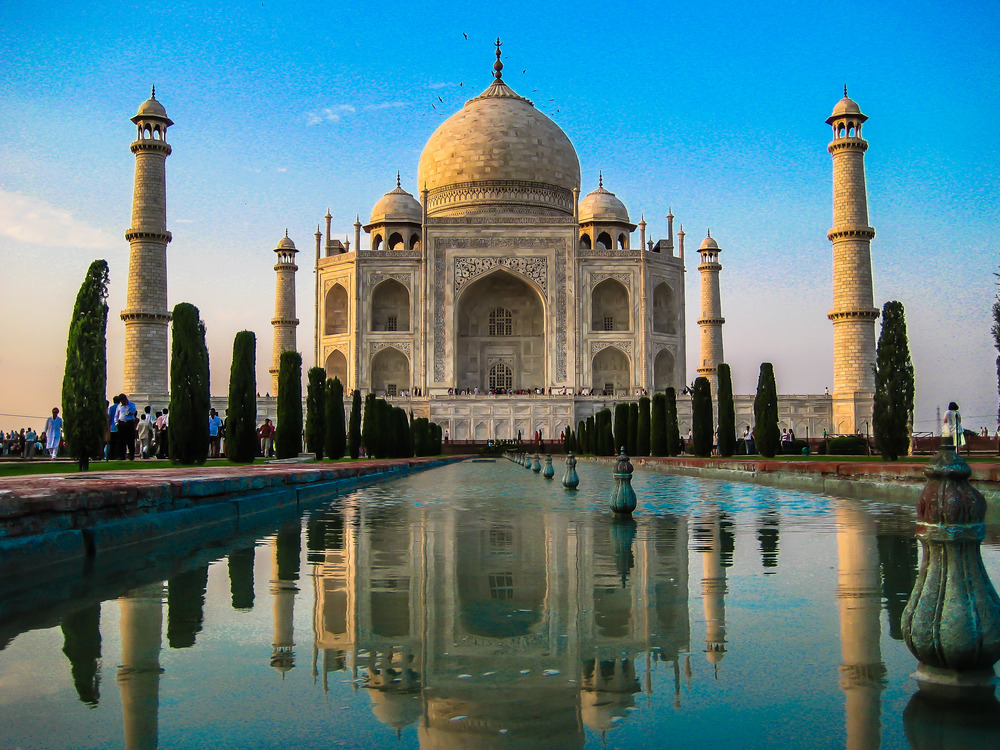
132,87 -> 173,126
276,234 -> 296,251
831,96 -> 861,117
699,234 -> 719,250
369,180 -> 422,225
579,178 -> 630,224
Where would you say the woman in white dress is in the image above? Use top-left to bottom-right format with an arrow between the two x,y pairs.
942,401 -> 965,451
44,407 -> 63,459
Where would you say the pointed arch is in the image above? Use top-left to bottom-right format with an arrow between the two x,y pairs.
325,349 -> 348,384
591,278 -> 629,332
652,282 -> 676,334
324,284 -> 349,335
592,346 -> 630,395
370,346 -> 409,395
370,278 -> 409,332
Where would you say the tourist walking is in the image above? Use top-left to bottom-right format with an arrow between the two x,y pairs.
156,408 -> 169,458
136,413 -> 154,459
258,419 -> 274,458
942,402 -> 965,453
44,407 -> 63,459
25,427 -> 37,459
107,395 -> 120,460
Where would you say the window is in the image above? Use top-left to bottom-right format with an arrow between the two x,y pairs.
489,307 -> 512,336
386,315 -> 397,332
489,363 -> 513,392
385,383 -> 397,397
604,383 -> 614,396
488,572 -> 514,600
603,316 -> 614,331
489,526 -> 513,556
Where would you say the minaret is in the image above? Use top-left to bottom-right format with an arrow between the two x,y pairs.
269,232 -> 299,396
827,87 -> 879,433
122,87 -> 173,399
697,231 -> 725,395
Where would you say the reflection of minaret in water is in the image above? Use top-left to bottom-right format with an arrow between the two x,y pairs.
61,603 -> 102,707
118,584 -> 164,750
271,524 -> 301,674
835,503 -> 885,750
694,511 -> 727,675
166,565 -> 208,649
758,510 -> 780,573
875,533 -> 918,640
228,546 -> 256,611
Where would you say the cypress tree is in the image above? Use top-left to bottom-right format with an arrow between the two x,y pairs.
61,259 -> 110,471
226,330 -> 257,463
325,377 -> 346,460
361,393 -> 376,457
347,390 -> 362,459
717,363 -> 737,458
169,302 -> 210,465
393,407 -> 412,458
665,387 -> 681,456
305,367 -> 326,459
638,396 -> 651,456
691,377 -> 714,457
753,363 -> 781,458
873,301 -> 915,461
585,417 -> 595,454
275,350 -> 303,459
614,403 -> 629,454
627,402 -> 639,456
601,409 -> 615,456
431,422 -> 443,454
650,393 -> 667,456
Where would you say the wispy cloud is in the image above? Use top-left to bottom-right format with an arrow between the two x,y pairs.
428,82 -> 454,90
305,101 -> 409,125
0,189 -> 116,248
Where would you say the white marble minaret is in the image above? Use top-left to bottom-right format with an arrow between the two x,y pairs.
122,88 -> 172,399
697,232 -> 725,395
827,88 -> 878,433
269,232 -> 299,396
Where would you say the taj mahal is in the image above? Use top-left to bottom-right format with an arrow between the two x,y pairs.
120,42 -> 879,441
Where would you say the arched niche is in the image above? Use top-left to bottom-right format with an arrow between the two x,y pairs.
325,349 -> 348,385
455,270 -> 545,391
653,349 -> 675,392
388,232 -> 404,250
580,232 -> 592,250
591,278 -> 629,332
596,231 -> 612,250
370,346 -> 409,395
324,284 -> 349,335
456,520 -> 546,639
371,279 -> 410,332
652,282 -> 676,334
592,346 -> 630,395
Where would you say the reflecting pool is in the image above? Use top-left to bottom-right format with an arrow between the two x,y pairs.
2,459 -> 1000,749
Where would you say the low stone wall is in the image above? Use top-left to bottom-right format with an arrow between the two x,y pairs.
0,456 -> 469,574
581,455 -> 1000,505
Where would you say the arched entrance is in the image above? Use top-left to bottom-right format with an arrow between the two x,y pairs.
591,279 -> 629,332
653,349 -> 675,391
370,347 -> 409,396
592,346 -> 630,395
652,282 -> 676,334
371,279 -> 410,332
455,270 -> 545,391
324,284 -> 349,335
325,349 -> 348,385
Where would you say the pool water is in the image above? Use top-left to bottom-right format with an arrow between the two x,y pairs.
2,459 -> 999,749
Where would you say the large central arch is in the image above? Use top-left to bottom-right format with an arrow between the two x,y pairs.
455,270 -> 545,391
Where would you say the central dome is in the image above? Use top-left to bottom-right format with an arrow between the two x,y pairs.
417,77 -> 581,217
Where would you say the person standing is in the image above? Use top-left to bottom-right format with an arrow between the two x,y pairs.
116,394 -> 138,461
25,427 -> 37,460
107,395 -> 120,460
942,402 -> 965,453
156,407 -> 169,459
258,418 -> 274,458
208,409 -> 223,458
44,407 -> 63,460
136,413 -> 154,459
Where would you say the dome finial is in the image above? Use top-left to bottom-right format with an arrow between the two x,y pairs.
494,38 -> 503,79
396,171 -> 401,189
707,228 -> 711,237
285,228 -> 289,238
844,84 -> 848,98
151,85 -> 156,100
598,171 -> 603,189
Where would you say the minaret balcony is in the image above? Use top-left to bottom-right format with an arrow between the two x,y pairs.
827,227 -> 876,242
125,228 -> 172,243
130,139 -> 172,155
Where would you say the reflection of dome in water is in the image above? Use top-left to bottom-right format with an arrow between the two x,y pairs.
369,689 -> 422,732
416,62 -> 580,218
580,690 -> 635,732
419,690 -> 583,750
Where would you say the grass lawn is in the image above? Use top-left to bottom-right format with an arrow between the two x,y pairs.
0,457 -> 286,478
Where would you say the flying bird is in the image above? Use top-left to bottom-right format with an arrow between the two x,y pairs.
438,96 -> 443,102
463,32 -> 468,39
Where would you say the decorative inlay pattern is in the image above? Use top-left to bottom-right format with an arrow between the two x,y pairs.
358,250 -> 422,258
431,216 -> 577,225
650,342 -> 676,359
433,246 -> 445,381
591,272 -> 631,288
590,340 -> 633,357
556,240 -> 568,379
578,249 -> 641,259
427,180 -> 574,216
323,344 -> 348,361
437,237 -> 564,251
324,276 -> 350,294
369,341 -> 411,358
454,256 -> 548,295
368,272 -> 410,288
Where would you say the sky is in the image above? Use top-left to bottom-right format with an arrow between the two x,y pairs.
1,0 -> 998,434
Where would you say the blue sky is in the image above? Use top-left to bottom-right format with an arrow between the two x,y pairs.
1,0 -> 998,432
